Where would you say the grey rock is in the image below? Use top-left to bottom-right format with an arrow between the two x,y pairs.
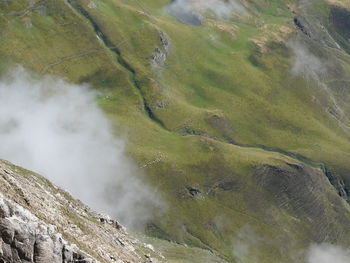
0,160 -> 166,263
0,220 -> 14,244
62,244 -> 73,263
150,31 -> 171,69
1,242 -> 12,261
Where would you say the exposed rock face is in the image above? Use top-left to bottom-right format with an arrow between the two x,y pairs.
293,16 -> 313,38
0,194 -> 95,263
150,31 -> 170,69
0,160 -> 166,263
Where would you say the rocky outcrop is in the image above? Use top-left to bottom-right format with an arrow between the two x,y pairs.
0,160 -> 166,263
0,194 -> 95,263
150,31 -> 170,69
293,16 -> 313,38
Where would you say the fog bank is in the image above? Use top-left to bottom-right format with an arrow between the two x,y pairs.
307,244 -> 350,263
0,67 -> 162,229
288,40 -> 327,79
167,0 -> 247,25
231,226 -> 350,263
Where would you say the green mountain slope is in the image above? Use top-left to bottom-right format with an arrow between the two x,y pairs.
1,0 -> 350,262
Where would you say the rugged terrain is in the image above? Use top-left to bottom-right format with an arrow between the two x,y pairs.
1,0 -> 350,262
0,160 -> 166,263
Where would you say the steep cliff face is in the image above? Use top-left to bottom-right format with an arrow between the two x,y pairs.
0,160 -> 166,263
0,194 -> 96,263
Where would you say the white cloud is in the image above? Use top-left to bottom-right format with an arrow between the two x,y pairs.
307,244 -> 350,263
0,67 -> 163,229
167,0 -> 247,25
288,40 -> 327,79
232,226 -> 261,262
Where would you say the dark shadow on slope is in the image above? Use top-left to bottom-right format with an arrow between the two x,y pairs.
293,16 -> 312,38
329,6 -> 350,54
254,163 -> 350,243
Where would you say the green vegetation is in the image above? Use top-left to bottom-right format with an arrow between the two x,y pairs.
2,0 -> 350,262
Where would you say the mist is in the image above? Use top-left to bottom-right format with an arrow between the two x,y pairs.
232,226 -> 261,263
231,225 -> 350,263
167,0 -> 247,25
287,39 -> 350,131
0,67 -> 163,229
307,244 -> 350,263
288,40 -> 327,79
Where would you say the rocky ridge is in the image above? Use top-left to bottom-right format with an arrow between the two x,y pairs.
0,160 -> 166,263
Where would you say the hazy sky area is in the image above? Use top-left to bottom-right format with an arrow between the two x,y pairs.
0,67 -> 163,228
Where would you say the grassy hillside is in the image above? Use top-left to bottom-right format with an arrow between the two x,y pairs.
1,0 -> 350,262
